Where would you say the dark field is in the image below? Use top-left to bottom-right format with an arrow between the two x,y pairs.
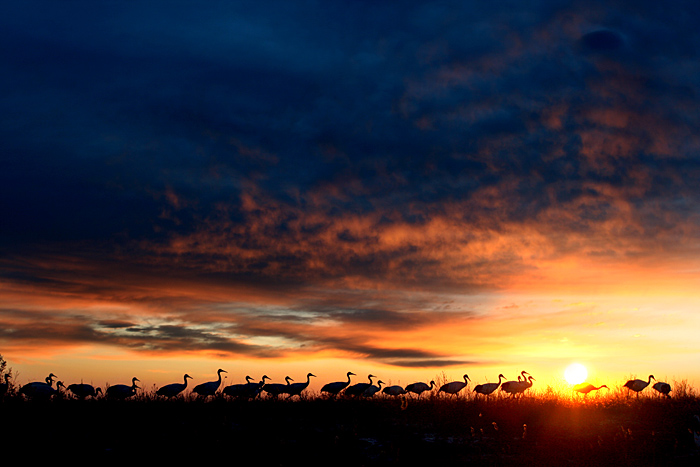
3,392 -> 700,466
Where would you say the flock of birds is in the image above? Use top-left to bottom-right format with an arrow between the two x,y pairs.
0,370 -> 673,401
573,374 -> 672,398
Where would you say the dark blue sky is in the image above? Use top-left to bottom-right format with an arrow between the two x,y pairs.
2,1 -> 700,369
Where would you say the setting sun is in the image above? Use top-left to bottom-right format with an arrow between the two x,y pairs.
564,363 -> 588,385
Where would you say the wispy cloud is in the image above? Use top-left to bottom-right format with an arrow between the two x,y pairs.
2,1 -> 700,380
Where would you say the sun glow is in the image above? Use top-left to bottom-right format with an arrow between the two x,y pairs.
564,363 -> 588,385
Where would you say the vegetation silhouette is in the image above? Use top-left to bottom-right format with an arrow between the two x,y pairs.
3,355 -> 699,464
2,378 -> 699,465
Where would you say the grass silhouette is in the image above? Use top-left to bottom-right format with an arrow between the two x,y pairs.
2,378 -> 700,465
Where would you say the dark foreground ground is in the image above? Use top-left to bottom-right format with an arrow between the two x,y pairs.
3,394 -> 700,466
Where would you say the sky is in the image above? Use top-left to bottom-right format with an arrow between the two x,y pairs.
2,0 -> 700,393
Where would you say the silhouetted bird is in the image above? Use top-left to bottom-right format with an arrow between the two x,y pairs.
382,385 -> 406,396
652,381 -> 671,397
439,374 -> 470,396
363,380 -> 384,397
263,376 -> 293,398
573,383 -> 608,396
67,383 -> 102,399
223,375 -> 255,398
624,375 -> 655,397
286,373 -> 315,398
0,374 -> 11,397
405,380 -> 435,397
193,369 -> 227,398
157,374 -> 192,398
21,376 -> 64,400
501,371 -> 529,395
345,374 -> 376,397
508,376 -> 535,397
106,377 -> 140,400
240,375 -> 270,399
474,374 -> 506,397
321,372 -> 355,396
20,373 -> 57,399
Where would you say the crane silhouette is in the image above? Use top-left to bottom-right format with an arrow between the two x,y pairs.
439,374 -> 470,396
405,380 -> 435,397
573,383 -> 608,396
223,375 -> 255,398
241,375 -> 270,399
652,381 -> 671,397
19,373 -> 58,399
21,376 -> 65,400
624,375 -> 655,397
501,371 -> 529,395
193,369 -> 227,398
157,374 -> 193,398
262,376 -> 293,398
382,385 -> 406,396
106,377 -> 140,400
286,373 -> 315,399
321,372 -> 355,397
377,383 -> 406,397
363,380 -> 384,397
509,375 -> 535,397
67,382 -> 102,399
0,374 -> 11,398
345,374 -> 376,397
474,374 -> 506,398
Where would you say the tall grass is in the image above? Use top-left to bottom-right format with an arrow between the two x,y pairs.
3,377 -> 700,465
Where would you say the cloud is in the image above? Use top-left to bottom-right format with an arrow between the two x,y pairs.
3,1 -> 700,369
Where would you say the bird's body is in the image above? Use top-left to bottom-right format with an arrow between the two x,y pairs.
67,383 -> 102,399
106,377 -> 140,400
20,381 -> 52,397
509,376 -> 535,396
573,383 -> 608,396
439,374 -> 470,396
223,375 -> 255,398
652,381 -> 671,397
345,374 -> 376,397
263,376 -> 293,398
405,380 -> 435,397
286,373 -> 315,398
363,380 -> 384,397
382,385 -> 407,396
237,375 -> 270,399
0,374 -> 11,397
20,374 -> 58,399
474,374 -> 506,397
21,376 -> 64,400
157,374 -> 192,398
501,371 -> 529,395
321,372 -> 355,396
193,369 -> 227,398
624,375 -> 655,397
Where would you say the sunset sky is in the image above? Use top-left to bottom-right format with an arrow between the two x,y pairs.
2,0 -> 700,393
